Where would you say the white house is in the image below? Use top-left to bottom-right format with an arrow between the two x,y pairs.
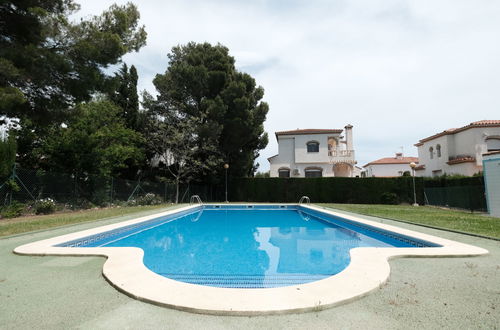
363,153 -> 419,177
268,126 -> 357,178
414,120 -> 500,177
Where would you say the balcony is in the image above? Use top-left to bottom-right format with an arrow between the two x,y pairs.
328,149 -> 355,164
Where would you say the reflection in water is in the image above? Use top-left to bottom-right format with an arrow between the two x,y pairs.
102,209 -> 403,288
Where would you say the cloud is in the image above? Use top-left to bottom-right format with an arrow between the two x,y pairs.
77,0 -> 500,170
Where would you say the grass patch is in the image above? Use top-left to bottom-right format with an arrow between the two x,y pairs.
0,204 -> 178,237
320,204 -> 500,239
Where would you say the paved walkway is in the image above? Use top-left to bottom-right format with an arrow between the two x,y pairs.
1,207 -> 499,329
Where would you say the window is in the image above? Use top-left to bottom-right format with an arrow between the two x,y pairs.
307,141 -> 319,153
429,147 -> 434,159
436,144 -> 441,158
486,136 -> 500,151
278,168 -> 290,178
304,167 -> 323,178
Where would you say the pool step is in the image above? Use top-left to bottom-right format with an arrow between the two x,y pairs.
160,274 -> 329,288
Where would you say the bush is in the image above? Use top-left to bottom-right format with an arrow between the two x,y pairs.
380,192 -> 399,205
127,193 -> 162,206
0,202 -> 25,218
34,198 -> 56,215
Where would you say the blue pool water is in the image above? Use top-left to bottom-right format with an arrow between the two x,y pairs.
59,205 -> 439,288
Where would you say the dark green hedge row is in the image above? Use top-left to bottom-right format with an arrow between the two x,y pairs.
230,177 -> 425,204
424,176 -> 484,187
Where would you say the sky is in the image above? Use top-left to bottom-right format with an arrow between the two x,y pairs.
77,0 -> 500,172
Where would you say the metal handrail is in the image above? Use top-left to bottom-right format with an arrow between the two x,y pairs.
190,195 -> 203,205
298,196 -> 310,204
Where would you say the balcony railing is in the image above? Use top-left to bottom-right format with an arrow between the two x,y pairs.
328,149 -> 355,164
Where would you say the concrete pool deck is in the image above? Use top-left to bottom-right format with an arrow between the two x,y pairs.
1,206 -> 499,329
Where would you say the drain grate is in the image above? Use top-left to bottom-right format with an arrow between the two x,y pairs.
160,274 -> 329,288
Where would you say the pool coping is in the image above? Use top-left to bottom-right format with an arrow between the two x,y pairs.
13,203 -> 489,315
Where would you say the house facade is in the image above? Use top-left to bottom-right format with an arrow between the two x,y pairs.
414,120 -> 500,177
363,153 -> 418,177
268,126 -> 357,178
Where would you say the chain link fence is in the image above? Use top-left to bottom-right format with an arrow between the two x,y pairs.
0,167 -> 224,207
424,185 -> 487,212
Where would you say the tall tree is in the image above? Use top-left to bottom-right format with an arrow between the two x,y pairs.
143,93 -> 205,203
150,42 -> 268,182
0,133 -> 16,178
41,100 -> 144,178
110,63 -> 140,130
0,1 -> 147,168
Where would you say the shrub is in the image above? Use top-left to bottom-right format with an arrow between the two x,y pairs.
34,198 -> 56,215
128,193 -> 162,206
380,192 -> 399,205
0,202 -> 25,218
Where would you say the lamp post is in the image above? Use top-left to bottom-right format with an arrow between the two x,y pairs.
224,163 -> 229,203
409,162 -> 418,206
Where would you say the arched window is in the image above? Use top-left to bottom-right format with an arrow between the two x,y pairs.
429,147 -> 434,159
304,167 -> 323,178
436,144 -> 441,158
486,136 -> 500,152
307,141 -> 319,153
278,167 -> 290,178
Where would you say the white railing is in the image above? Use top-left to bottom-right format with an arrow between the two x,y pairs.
328,149 -> 355,164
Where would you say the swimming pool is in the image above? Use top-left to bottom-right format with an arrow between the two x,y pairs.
15,204 -> 488,315
56,205 -> 439,288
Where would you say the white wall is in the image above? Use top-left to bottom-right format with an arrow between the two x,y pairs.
269,132 -> 352,177
365,163 -> 412,177
416,126 -> 500,177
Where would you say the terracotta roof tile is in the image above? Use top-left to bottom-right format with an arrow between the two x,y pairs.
363,157 -> 419,167
447,156 -> 476,165
415,120 -> 500,145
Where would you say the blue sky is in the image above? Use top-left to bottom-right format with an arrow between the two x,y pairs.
78,0 -> 500,171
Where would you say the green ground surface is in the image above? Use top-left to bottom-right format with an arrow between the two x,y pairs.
321,204 -> 500,239
0,206 -> 499,329
0,204 -> 179,237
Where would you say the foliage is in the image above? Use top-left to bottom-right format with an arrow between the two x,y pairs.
40,100 -> 144,178
0,202 -> 25,218
34,198 -> 56,215
142,95 -> 206,203
0,1 -> 147,168
380,192 -> 399,205
0,134 -> 16,178
127,193 -> 163,206
109,63 -> 140,130
231,177 -> 424,204
149,42 -> 269,182
254,171 -> 270,178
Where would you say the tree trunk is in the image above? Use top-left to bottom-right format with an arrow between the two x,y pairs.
175,177 -> 179,204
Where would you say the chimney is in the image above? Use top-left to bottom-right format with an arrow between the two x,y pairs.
344,124 -> 353,150
395,152 -> 403,159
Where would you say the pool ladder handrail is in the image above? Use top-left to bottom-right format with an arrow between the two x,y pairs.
190,195 -> 203,205
298,196 -> 310,204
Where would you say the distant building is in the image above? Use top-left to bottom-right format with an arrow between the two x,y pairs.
414,120 -> 500,177
268,126 -> 357,178
363,153 -> 418,177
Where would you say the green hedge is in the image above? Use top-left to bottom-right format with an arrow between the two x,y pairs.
230,177 -> 424,204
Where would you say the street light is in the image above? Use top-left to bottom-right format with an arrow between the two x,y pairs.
409,162 -> 418,206
224,163 -> 229,203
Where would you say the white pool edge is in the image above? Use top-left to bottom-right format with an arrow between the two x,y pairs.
13,204 -> 489,315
